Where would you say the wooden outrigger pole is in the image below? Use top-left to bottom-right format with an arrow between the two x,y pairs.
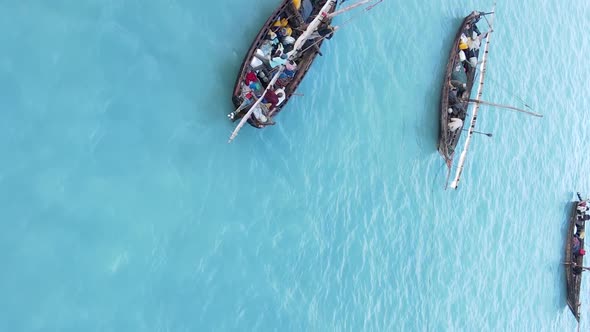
449,5 -> 495,189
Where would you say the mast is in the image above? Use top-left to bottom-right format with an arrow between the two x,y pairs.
449,6 -> 495,189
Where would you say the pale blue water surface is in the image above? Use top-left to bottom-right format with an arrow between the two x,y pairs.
1,0 -> 590,331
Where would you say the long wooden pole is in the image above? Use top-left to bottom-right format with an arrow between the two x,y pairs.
467,99 -> 543,117
449,5 -> 495,190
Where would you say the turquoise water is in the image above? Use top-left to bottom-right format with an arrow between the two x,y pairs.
2,0 -> 590,330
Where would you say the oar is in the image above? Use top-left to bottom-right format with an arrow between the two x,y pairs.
462,129 -> 493,137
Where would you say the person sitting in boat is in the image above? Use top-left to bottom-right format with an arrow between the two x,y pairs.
245,71 -> 258,86
282,43 -> 294,55
277,26 -> 293,38
465,12 -> 481,34
572,235 -> 582,251
282,34 -> 296,46
270,52 -> 288,69
255,33 -> 281,66
575,214 -> 586,235
252,105 -> 271,125
464,49 -> 478,68
448,89 -> 460,104
273,17 -> 291,33
447,104 -> 466,119
276,60 -> 297,86
310,22 -> 336,40
448,118 -> 463,132
245,88 -> 276,125
260,40 -> 273,55
450,80 -> 467,95
285,60 -> 297,75
577,200 -> 588,213
577,213 -> 590,224
262,89 -> 280,111
301,38 -> 323,56
268,31 -> 280,46
571,261 -> 590,275
574,247 -> 586,258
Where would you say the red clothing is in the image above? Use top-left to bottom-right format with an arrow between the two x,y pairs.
263,90 -> 279,109
245,72 -> 257,85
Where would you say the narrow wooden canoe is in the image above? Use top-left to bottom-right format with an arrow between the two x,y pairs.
438,11 -> 485,165
566,198 -> 586,322
229,0 -> 336,128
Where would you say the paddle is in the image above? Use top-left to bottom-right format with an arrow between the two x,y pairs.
462,129 -> 492,137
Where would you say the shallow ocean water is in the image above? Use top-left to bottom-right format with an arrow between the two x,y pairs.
1,0 -> 590,331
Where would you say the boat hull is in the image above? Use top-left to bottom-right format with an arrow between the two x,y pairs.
438,11 -> 483,163
230,0 -> 335,128
565,200 -> 584,322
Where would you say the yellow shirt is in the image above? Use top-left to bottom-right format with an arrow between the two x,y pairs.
273,18 -> 289,28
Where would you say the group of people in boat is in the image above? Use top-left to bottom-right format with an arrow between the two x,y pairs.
230,2 -> 336,126
445,12 -> 489,141
570,194 -> 590,276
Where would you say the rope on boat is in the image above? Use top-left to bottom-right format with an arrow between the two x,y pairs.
465,11 -> 534,112
483,75 -> 534,110
327,0 -> 375,18
469,59 -> 535,112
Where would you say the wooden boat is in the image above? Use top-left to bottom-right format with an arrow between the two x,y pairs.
229,0 -> 337,129
440,7 -> 541,189
438,10 -> 489,171
565,193 -> 588,322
